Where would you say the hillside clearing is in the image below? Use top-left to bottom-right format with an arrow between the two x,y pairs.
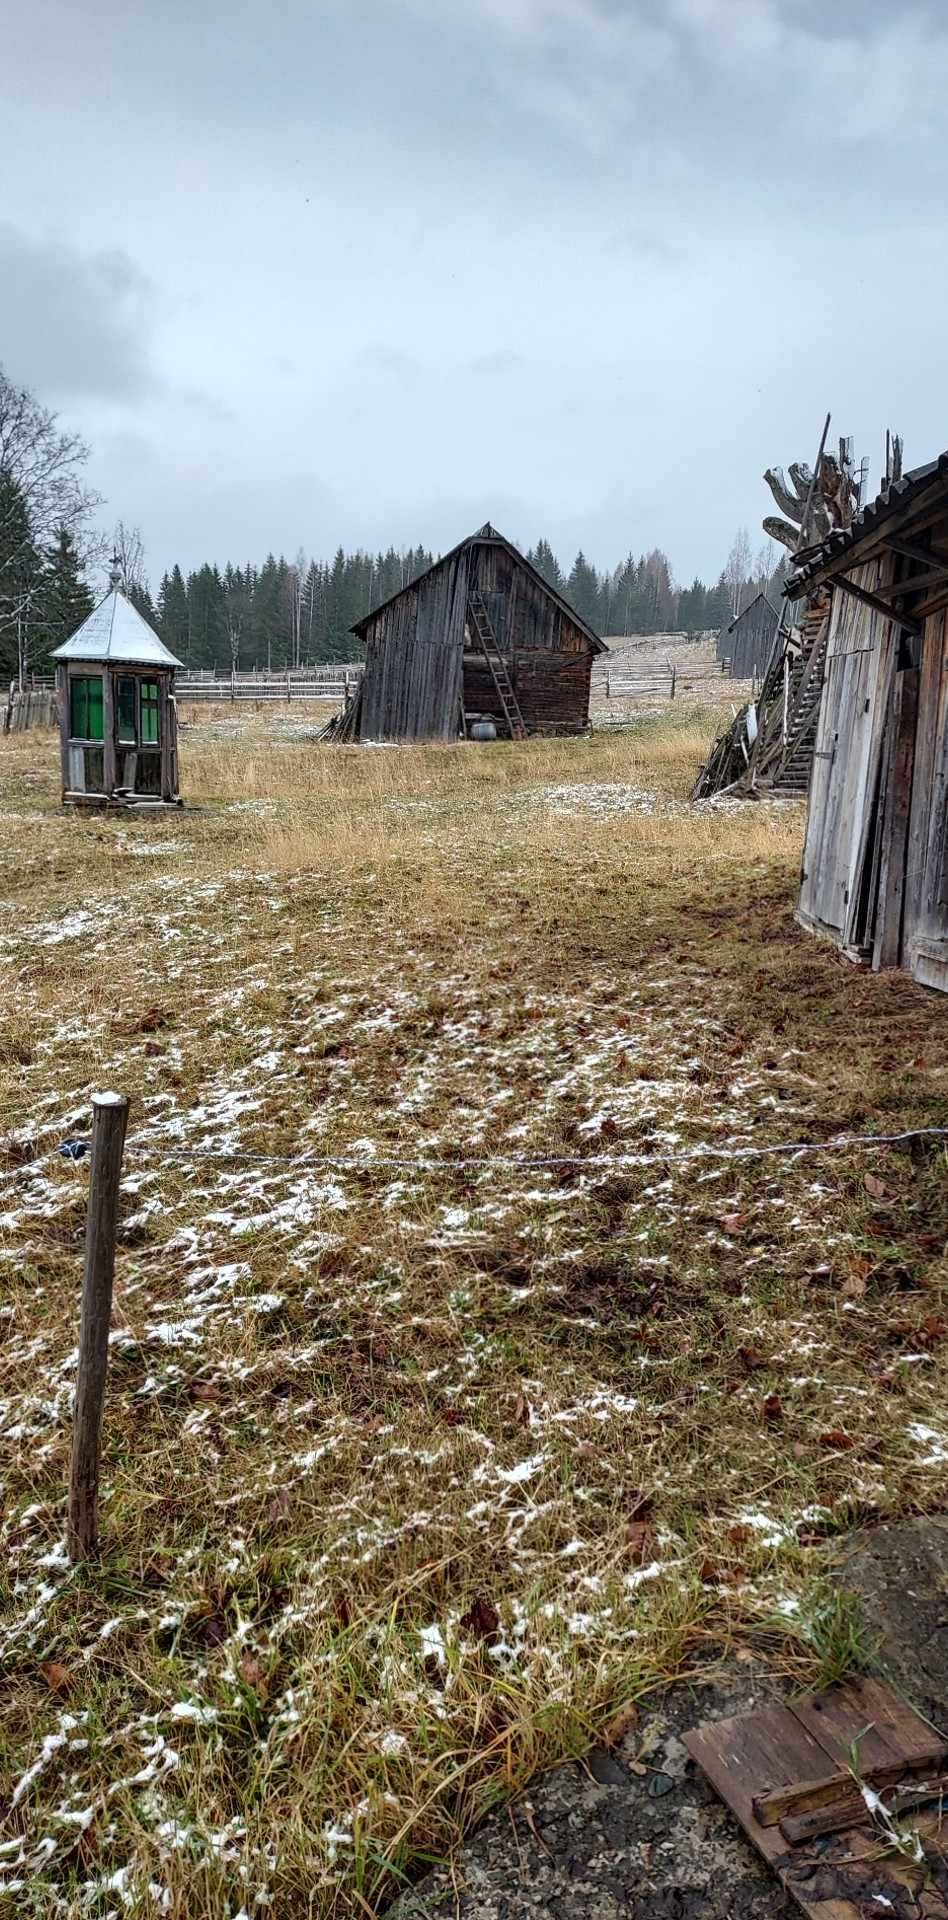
2,709 -> 947,1918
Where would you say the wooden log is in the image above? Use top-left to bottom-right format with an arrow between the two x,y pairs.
781,1769 -> 948,1846
753,1741 -> 947,1827
68,1093 -> 130,1562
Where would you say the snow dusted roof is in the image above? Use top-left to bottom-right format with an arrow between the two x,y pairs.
51,588 -> 183,668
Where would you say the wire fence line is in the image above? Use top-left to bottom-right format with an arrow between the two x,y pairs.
6,1123 -> 948,1190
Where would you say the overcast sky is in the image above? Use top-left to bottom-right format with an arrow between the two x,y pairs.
3,0 -> 948,587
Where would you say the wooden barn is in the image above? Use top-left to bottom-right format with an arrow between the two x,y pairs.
340,524 -> 605,742
716,593 -> 778,680
789,450 -> 948,991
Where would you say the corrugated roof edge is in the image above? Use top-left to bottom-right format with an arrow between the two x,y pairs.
350,524 -> 607,653
787,451 -> 948,596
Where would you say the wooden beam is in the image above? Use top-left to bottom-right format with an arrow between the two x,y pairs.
831,572 -> 922,633
909,584 -> 948,624
877,560 -> 948,601
781,1769 -> 948,1846
879,535 -> 948,570
753,1740 -> 948,1827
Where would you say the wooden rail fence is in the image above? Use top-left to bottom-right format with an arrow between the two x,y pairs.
176,667 -> 364,703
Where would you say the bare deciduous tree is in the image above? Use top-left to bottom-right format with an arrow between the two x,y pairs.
112,521 -> 147,596
0,365 -> 101,609
723,527 -> 752,617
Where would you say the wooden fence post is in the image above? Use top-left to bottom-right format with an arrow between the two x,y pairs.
68,1093 -> 129,1562
670,666 -> 677,700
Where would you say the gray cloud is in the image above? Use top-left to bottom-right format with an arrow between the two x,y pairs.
3,1 -> 948,585
0,225 -> 156,401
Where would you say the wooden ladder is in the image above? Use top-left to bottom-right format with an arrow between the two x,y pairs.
467,588 -> 527,741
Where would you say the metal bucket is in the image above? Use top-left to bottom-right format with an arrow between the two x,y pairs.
469,716 -> 497,742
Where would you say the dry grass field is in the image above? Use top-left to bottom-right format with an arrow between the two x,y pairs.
2,706 -> 948,1917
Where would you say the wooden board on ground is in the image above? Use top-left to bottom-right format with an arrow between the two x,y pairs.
684,1675 -> 948,1919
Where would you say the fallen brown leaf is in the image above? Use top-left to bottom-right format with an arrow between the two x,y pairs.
626,1519 -> 657,1565
864,1172 -> 893,1203
40,1661 -> 75,1695
461,1597 -> 500,1646
239,1651 -> 268,1701
736,1345 -> 768,1374
602,1699 -> 639,1748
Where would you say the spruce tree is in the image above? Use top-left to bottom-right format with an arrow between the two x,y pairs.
42,524 -> 93,656
157,565 -> 190,660
566,552 -> 602,634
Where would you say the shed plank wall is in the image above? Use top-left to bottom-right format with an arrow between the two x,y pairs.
798,510 -> 948,992
798,557 -> 895,945
719,600 -> 779,679
359,550 -> 469,741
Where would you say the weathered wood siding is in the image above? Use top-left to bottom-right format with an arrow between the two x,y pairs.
356,538 -> 597,740
798,557 -> 895,949
464,543 -> 593,734
797,510 -> 948,992
718,597 -> 779,679
358,550 -> 469,741
905,589 -> 948,991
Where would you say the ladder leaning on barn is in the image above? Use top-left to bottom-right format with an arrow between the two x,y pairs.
466,588 -> 527,740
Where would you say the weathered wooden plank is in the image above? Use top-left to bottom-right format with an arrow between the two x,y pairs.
781,1767 -> 948,1846
874,662 -> 919,969
687,1682 -> 948,1920
102,668 -> 116,796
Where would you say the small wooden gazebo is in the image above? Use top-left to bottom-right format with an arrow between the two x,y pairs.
51,562 -> 183,807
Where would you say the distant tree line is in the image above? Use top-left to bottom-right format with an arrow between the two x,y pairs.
150,547 -> 436,672
0,362 -> 787,678
146,535 -> 785,670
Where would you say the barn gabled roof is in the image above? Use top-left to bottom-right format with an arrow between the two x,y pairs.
787,451 -> 948,597
351,522 -> 607,652
725,591 -> 777,635
52,586 -> 183,668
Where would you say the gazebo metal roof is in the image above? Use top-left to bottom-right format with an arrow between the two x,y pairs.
52,588 -> 183,669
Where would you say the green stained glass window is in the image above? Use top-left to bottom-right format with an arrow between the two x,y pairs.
69,675 -> 104,741
117,677 -> 137,743
140,681 -> 160,745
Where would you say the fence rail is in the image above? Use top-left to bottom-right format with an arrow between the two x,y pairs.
593,660 -> 755,706
175,668 -> 363,703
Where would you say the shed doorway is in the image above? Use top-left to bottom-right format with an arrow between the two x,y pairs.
115,674 -> 163,797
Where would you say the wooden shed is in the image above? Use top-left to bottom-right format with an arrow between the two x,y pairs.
716,593 -> 779,680
343,524 -> 605,742
789,451 -> 948,991
51,563 -> 183,807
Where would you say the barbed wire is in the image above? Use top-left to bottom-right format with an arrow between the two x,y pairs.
3,1122 -> 948,1190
